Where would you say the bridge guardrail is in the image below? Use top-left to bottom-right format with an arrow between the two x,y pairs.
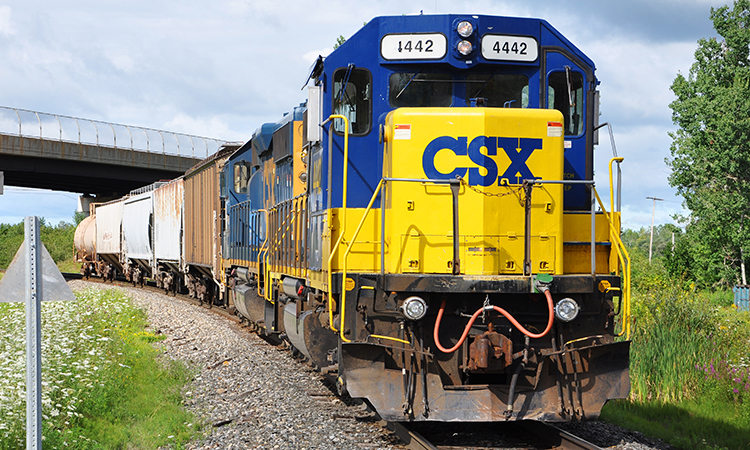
0,106 -> 227,159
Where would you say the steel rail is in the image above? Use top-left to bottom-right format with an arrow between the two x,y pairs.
383,421 -> 438,450
388,420 -> 604,450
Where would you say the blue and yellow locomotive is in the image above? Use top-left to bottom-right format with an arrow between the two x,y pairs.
222,14 -> 631,422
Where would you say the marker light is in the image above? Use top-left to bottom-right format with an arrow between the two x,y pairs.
457,21 -> 474,38
554,298 -> 580,322
457,40 -> 473,56
401,296 -> 428,321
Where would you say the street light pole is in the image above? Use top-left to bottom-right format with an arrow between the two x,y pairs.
646,196 -> 663,263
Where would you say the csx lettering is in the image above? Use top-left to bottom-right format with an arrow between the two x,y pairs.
422,136 -> 542,186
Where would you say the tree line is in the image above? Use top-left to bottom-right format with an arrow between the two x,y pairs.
667,0 -> 750,288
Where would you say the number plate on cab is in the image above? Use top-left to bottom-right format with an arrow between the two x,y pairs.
481,35 -> 538,62
381,33 -> 447,60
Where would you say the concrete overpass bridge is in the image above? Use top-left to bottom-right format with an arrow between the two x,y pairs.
0,106 -> 233,202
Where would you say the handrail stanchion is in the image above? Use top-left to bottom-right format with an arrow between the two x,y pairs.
92,121 -> 99,146
34,111 -> 41,139
74,118 -> 80,144
55,115 -> 62,141
109,123 -> 116,148
125,125 -> 133,150
593,188 -> 631,340
158,131 -> 165,154
322,114 -> 349,336
609,157 -> 624,216
591,182 -> 596,277
340,180 -> 384,343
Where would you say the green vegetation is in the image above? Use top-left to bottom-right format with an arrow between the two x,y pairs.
333,34 -> 346,50
601,233 -> 750,449
668,0 -> 750,289
0,287 -> 200,449
613,6 -> 750,444
0,214 -> 83,273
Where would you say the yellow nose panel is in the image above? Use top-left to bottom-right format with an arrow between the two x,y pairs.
383,107 -> 565,275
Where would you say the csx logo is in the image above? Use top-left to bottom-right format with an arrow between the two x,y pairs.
422,136 -> 542,186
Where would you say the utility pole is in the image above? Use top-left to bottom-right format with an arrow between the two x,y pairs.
647,197 -> 663,263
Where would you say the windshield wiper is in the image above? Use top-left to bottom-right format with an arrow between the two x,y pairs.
395,70 -> 422,99
472,69 -> 499,98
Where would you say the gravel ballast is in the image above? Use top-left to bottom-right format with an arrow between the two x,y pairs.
68,280 -> 673,450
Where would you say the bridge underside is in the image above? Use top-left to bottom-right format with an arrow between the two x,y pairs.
0,135 -> 201,197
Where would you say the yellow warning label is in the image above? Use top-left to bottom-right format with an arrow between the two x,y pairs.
345,278 -> 356,291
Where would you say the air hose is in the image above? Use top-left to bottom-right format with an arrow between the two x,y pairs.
433,282 -> 555,354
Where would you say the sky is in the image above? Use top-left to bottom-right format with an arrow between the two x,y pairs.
0,0 -> 728,229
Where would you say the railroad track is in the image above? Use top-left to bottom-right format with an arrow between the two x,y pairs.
388,420 -> 603,450
65,273 -> 604,450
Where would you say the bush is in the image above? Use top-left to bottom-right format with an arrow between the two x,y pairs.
0,217 -> 77,270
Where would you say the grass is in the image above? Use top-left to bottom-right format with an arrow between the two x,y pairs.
600,249 -> 750,449
0,287 -> 201,449
602,399 -> 750,449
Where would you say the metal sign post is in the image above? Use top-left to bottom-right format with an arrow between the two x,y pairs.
0,216 -> 76,450
26,216 -> 43,449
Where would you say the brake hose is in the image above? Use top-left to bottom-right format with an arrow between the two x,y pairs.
433,290 -> 555,353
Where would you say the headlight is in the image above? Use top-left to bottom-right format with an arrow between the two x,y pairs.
456,21 -> 474,38
457,40 -> 473,56
401,296 -> 428,321
554,298 -> 580,322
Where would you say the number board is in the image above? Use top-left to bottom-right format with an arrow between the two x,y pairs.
481,35 -> 538,62
381,33 -> 447,60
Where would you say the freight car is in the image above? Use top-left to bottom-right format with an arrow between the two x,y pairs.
77,13 -> 631,424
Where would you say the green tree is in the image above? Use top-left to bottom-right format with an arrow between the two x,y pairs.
333,35 -> 346,50
622,224 -> 681,260
668,0 -> 750,287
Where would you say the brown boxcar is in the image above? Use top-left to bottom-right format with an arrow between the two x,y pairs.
182,144 -> 239,302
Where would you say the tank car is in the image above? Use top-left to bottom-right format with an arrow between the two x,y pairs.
92,197 -> 126,280
223,14 -> 631,423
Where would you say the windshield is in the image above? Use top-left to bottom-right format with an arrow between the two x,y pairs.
388,71 -> 529,108
389,72 -> 452,107
465,73 -> 529,108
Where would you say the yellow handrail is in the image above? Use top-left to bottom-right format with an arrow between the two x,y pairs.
368,334 -> 410,345
256,209 -> 268,298
337,180 -> 385,343
326,115 -> 350,334
593,187 -> 632,339
266,207 -> 277,304
609,157 -> 624,216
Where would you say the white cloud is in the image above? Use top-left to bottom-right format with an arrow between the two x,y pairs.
0,6 -> 15,36
0,1 -> 727,227
106,52 -> 135,73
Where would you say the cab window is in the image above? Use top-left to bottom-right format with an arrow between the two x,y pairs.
465,73 -> 529,108
333,67 -> 372,135
547,71 -> 584,136
234,162 -> 250,194
389,72 -> 452,107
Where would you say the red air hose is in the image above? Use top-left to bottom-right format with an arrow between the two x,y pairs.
433,290 -> 555,353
